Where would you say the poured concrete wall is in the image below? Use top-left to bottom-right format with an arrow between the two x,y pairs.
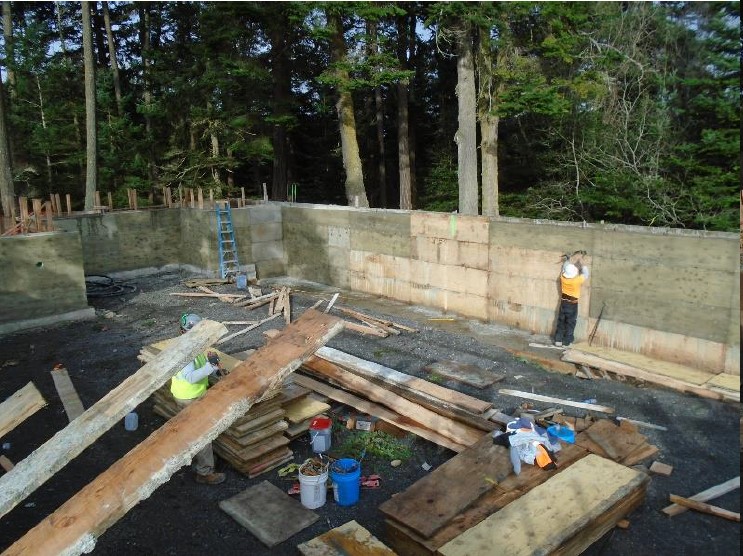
0,232 -> 94,334
281,205 -> 739,375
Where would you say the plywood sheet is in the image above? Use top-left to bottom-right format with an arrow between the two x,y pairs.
422,360 -> 504,389
585,419 -> 647,461
379,433 -> 510,539
50,368 -> 85,422
704,373 -> 740,392
283,397 -> 331,424
298,520 -> 397,556
438,454 -> 647,556
570,343 -> 713,385
219,481 -> 319,547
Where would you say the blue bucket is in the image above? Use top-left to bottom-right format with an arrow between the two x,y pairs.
330,458 -> 361,506
235,274 -> 247,290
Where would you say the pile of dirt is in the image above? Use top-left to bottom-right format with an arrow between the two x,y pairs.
0,270 -> 739,555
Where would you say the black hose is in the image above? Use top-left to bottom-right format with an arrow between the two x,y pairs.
85,274 -> 137,298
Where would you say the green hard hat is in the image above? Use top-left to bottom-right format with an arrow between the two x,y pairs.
180,313 -> 202,332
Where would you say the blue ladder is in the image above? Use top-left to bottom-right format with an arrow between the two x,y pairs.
215,201 -> 240,279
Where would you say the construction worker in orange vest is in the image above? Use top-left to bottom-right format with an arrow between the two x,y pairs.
170,313 -> 226,485
554,252 -> 589,347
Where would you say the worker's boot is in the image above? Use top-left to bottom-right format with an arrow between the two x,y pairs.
195,472 -> 226,485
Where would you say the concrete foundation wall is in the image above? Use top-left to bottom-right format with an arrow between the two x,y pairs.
0,232 -> 94,333
282,205 -> 739,375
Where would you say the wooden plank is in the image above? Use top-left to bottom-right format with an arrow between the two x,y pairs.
317,347 -> 492,414
585,419 -> 647,461
50,367 -> 86,422
216,313 -> 282,345
298,520 -> 397,556
219,481 -> 319,547
0,455 -> 14,472
498,389 -> 615,414
668,494 -> 740,522
378,433 -> 509,539
44,201 -> 53,231
567,343 -> 714,385
220,420 -> 288,446
704,373 -> 740,392
324,292 -> 339,313
662,476 -> 740,517
3,310 -> 343,556
342,320 -> 389,337
437,454 -> 648,556
283,396 -> 330,424
562,349 -> 729,401
422,360 -> 503,389
0,382 -> 47,439
293,374 -> 467,453
0,320 -> 227,520
649,461 -> 673,477
31,199 -> 42,231
304,357 -> 482,447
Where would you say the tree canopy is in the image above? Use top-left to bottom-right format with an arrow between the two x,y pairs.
0,1 -> 738,231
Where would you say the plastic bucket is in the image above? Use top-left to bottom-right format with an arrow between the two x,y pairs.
235,274 -> 247,290
298,467 -> 328,509
309,416 -> 332,453
331,458 -> 361,506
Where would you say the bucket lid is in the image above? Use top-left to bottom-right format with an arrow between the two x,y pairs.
310,416 -> 332,430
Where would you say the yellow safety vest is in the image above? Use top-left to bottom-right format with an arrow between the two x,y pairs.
170,354 -> 209,400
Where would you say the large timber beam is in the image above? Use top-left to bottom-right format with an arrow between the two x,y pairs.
0,319 -> 228,520
3,309 -> 343,556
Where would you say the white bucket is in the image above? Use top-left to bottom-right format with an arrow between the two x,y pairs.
298,468 -> 328,509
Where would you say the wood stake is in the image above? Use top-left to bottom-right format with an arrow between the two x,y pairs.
66,194 -> 71,215
668,494 -> 740,522
19,197 -> 28,233
107,192 -> 113,210
44,201 -> 54,231
94,191 -> 101,208
31,199 -> 43,231
241,186 -> 246,206
198,187 -> 204,209
662,476 -> 740,517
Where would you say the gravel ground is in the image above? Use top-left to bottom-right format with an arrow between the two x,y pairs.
0,269 -> 739,555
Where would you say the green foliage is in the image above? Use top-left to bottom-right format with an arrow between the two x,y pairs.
419,149 -> 458,212
337,430 -> 412,461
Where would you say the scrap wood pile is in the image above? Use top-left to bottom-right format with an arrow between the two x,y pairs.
563,343 -> 739,403
139,341 -> 331,479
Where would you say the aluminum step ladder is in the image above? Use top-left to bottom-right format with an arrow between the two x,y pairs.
215,201 -> 240,279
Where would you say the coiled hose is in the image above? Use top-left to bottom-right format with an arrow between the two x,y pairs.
85,275 -> 137,298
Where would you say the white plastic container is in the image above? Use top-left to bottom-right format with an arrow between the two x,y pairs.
308,416 -> 332,454
124,411 -> 139,431
298,467 -> 328,509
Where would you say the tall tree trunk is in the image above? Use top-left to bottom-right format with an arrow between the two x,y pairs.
455,21 -> 478,215
36,76 -> 53,193
92,2 -> 108,67
55,2 -> 69,55
478,29 -> 501,217
82,1 -> 97,211
268,9 -> 290,201
0,76 -> 14,219
327,11 -> 368,208
407,11 -> 418,207
2,2 -> 15,99
140,5 -> 156,184
368,19 -> 387,208
102,1 -> 123,116
396,15 -> 412,210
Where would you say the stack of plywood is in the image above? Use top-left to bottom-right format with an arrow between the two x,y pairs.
380,433 -> 649,556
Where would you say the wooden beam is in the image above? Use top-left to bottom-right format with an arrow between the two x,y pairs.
50,367 -> 85,422
668,494 -> 740,522
303,357 -> 483,447
3,311 -> 342,556
0,382 -> 47,439
44,201 -> 54,231
0,320 -> 228,520
342,320 -> 389,337
317,346 -> 492,415
31,199 -> 43,232
65,194 -> 71,215
497,389 -> 615,414
324,293 -> 339,313
0,455 -> 14,472
662,476 -> 740,517
293,374 -> 467,453
216,313 -> 282,345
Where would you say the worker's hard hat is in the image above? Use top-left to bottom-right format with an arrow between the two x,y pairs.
180,313 -> 202,332
562,263 -> 579,279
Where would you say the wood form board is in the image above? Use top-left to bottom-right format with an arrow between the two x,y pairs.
304,358 -> 483,447
3,310 -> 343,556
50,368 -> 85,422
437,454 -> 648,556
704,373 -> 739,392
297,520 -> 397,556
219,481 -> 319,547
568,343 -> 714,385
220,419 -> 288,446
584,419 -> 647,461
0,320 -> 227,520
378,434 -> 510,539
317,347 -> 492,414
283,397 -> 331,424
421,360 -> 504,389
293,373 -> 467,453
0,382 -> 47,439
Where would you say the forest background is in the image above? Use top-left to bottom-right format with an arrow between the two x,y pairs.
0,1 -> 739,231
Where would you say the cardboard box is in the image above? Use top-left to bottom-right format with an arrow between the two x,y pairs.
355,415 -> 377,431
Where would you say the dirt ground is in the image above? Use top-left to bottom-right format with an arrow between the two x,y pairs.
0,269 -> 739,555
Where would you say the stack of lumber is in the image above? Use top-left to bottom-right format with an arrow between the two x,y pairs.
563,343 -> 739,402
283,392 -> 332,439
573,417 -> 659,466
294,346 -> 497,453
140,340 -> 314,478
380,433 -> 649,556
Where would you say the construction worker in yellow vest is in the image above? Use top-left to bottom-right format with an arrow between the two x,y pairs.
171,313 -> 226,485
554,252 -> 589,348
